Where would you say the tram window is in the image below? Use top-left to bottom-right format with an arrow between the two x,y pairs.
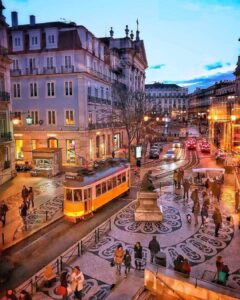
74,189 -> 82,201
122,172 -> 126,182
88,188 -> 91,199
112,177 -> 117,188
84,189 -> 88,200
117,174 -> 122,185
96,184 -> 101,197
66,189 -> 72,201
102,182 -> 107,194
107,179 -> 112,190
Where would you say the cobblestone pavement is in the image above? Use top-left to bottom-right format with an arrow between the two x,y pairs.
39,180 -> 240,299
0,174 -> 64,248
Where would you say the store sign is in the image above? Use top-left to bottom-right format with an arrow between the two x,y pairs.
136,145 -> 142,159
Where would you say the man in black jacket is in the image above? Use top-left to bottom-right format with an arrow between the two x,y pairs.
148,236 -> 160,263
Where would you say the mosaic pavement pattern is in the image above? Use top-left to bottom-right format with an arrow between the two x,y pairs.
42,269 -> 111,300
114,202 -> 182,234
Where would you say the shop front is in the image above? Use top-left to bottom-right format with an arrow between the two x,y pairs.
31,148 -> 62,177
66,139 -> 76,164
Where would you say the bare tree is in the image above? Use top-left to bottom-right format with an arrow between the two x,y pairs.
111,82 -> 147,161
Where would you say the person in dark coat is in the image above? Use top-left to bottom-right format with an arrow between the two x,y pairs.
173,255 -> 184,272
21,185 -> 29,202
123,250 -> 132,278
201,204 -> 209,226
0,201 -> 8,226
212,207 -> 222,237
28,187 -> 34,209
19,201 -> 28,229
148,236 -> 160,263
134,242 -> 143,270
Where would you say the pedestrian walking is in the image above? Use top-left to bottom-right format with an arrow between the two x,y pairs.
201,204 -> 209,226
112,150 -> 115,159
21,185 -> 29,202
192,200 -> 200,226
57,270 -> 69,300
19,201 -> 28,230
183,178 -> 190,201
134,242 -> 143,270
181,258 -> 191,276
202,191 -> 210,207
28,187 -> 34,209
177,169 -> 182,189
70,266 -> 84,300
179,168 -> 184,185
123,250 -> 132,278
173,170 -> 178,188
212,207 -> 222,237
216,183 -> 221,202
190,188 -> 199,204
0,201 -> 8,227
148,236 -> 160,263
114,244 -> 124,275
235,189 -> 240,213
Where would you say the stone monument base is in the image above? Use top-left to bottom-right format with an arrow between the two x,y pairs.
134,191 -> 163,222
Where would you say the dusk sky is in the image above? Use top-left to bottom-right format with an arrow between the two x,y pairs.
4,0 -> 240,91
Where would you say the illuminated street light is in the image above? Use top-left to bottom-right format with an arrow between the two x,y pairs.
26,114 -> 33,125
213,115 -> 218,121
144,115 -> 149,122
156,117 -> 160,122
231,115 -> 237,122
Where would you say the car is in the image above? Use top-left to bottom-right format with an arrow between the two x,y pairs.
172,140 -> 181,148
201,144 -> 211,153
152,143 -> 163,152
163,149 -> 176,160
149,149 -> 159,159
215,149 -> 227,161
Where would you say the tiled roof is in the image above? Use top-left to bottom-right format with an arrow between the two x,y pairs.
9,21 -> 76,31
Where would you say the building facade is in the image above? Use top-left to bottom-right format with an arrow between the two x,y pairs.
8,13 -> 147,166
145,83 -> 188,120
0,1 -> 15,185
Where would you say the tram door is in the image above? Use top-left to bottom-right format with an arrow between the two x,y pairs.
83,187 -> 92,213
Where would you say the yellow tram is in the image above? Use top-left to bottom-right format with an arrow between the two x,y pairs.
63,161 -> 130,222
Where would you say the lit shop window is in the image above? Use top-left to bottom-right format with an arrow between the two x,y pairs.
15,140 -> 24,160
66,139 -> 76,163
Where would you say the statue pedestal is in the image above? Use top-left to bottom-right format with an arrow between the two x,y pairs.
134,191 -> 163,222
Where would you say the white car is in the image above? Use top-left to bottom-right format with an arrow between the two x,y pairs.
164,150 -> 176,160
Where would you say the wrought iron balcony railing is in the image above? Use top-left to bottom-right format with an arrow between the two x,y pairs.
0,91 -> 10,102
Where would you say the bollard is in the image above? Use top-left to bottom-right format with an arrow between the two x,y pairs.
45,211 -> 48,221
2,232 -> 4,245
77,242 -> 81,257
95,230 -> 98,243
62,201 -> 64,212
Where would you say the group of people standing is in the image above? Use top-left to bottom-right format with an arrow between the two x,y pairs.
19,185 -> 34,228
173,168 -> 224,238
113,236 -> 161,277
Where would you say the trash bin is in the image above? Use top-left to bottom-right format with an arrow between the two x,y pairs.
155,251 -> 166,267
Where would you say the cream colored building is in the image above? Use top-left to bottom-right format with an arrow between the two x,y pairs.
0,1 -> 15,185
8,12 -> 148,166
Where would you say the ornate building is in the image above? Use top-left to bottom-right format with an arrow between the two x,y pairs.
145,83 -> 188,119
8,12 -> 147,166
0,1 -> 15,185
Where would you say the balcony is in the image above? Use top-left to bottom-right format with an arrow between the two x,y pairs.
10,69 -> 22,76
0,132 -> 12,142
87,95 -> 112,105
88,122 -> 123,130
61,65 -> 74,73
25,68 -> 39,75
43,67 -> 56,74
0,91 -> 10,102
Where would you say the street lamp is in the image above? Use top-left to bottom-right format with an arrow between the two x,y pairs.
144,115 -> 149,122
11,111 -> 33,126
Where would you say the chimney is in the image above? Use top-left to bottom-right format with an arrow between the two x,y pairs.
11,11 -> 18,27
30,15 -> 36,25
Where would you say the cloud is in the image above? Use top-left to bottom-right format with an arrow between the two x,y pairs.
148,64 -> 165,70
204,62 -> 223,71
204,61 -> 232,71
164,70 -> 235,92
